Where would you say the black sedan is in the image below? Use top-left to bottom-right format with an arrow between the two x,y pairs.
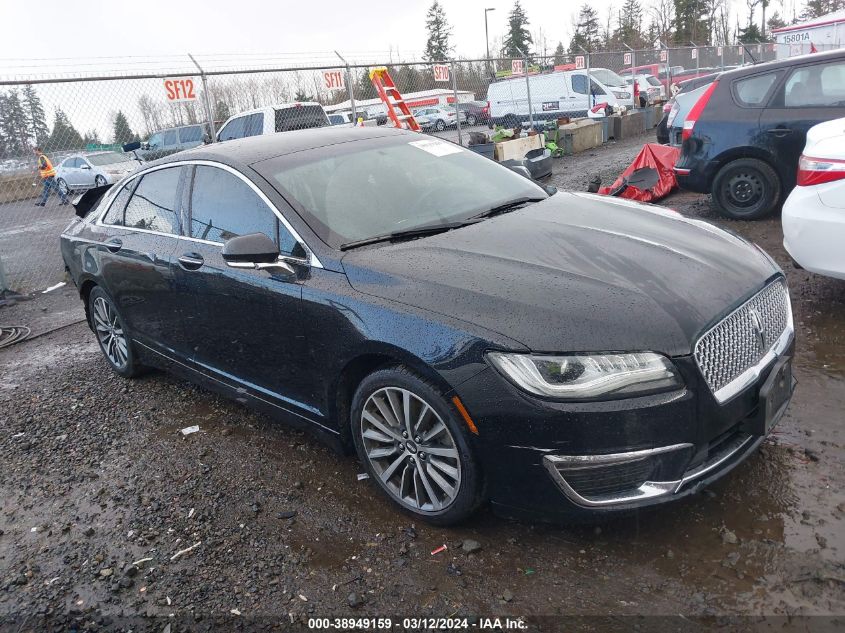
61,127 -> 795,524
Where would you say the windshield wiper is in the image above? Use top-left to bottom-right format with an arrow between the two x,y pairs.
470,196 -> 546,220
340,219 -> 482,251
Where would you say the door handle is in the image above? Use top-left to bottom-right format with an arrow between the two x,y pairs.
178,253 -> 204,270
766,127 -> 793,136
105,238 -> 122,253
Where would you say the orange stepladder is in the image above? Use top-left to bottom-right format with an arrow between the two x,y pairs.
368,67 -> 421,132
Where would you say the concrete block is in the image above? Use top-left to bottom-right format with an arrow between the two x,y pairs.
612,111 -> 645,139
494,133 -> 545,161
560,119 -> 602,154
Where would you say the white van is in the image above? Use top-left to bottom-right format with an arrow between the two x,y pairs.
217,102 -> 330,141
487,68 -> 633,127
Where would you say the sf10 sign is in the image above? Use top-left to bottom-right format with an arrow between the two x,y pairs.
322,70 -> 345,91
163,78 -> 197,102
433,64 -> 450,82
574,56 -> 585,70
623,52 -> 632,65
511,59 -> 524,75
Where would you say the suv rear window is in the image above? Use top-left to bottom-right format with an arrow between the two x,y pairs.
274,105 -> 329,132
179,125 -> 203,143
733,72 -> 778,106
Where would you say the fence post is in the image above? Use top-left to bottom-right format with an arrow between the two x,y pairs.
720,45 -> 725,70
335,50 -> 356,122
188,54 -> 216,143
690,41 -> 699,74
450,59 -> 462,146
0,255 -> 8,294
579,46 -> 592,110
623,44 -> 635,108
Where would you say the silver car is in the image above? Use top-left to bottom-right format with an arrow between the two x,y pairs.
413,106 -> 467,132
55,151 -> 142,196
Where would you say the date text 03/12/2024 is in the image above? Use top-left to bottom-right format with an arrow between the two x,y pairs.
307,618 -> 528,629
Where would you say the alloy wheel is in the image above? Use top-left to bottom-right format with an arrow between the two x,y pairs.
92,296 -> 128,369
95,175 -> 107,187
360,387 -> 461,513
725,170 -> 764,208
436,120 -> 446,132
57,178 -> 69,196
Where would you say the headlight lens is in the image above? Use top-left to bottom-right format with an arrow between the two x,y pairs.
487,352 -> 683,400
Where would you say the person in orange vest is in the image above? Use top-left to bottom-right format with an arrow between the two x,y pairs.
33,146 -> 69,207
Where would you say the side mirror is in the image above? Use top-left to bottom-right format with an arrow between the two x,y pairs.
507,165 -> 532,180
202,133 -> 212,144
222,232 -> 295,275
141,142 -> 151,150
122,141 -> 141,152
81,164 -> 91,170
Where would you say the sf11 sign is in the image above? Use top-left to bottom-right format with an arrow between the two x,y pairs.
433,64 -> 450,82
322,70 -> 345,91
511,59 -> 524,75
574,56 -> 585,70
163,78 -> 197,103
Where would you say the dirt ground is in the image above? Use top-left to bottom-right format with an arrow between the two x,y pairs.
1,133 -> 843,631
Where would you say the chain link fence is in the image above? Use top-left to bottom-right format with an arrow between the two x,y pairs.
0,43 -> 840,295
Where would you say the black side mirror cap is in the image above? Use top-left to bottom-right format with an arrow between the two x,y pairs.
122,141 -> 141,152
222,232 -> 279,264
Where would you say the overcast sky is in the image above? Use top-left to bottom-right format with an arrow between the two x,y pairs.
0,0 -> 760,72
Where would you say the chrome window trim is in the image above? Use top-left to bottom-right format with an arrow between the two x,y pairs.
93,159 -> 323,269
694,279 -> 793,404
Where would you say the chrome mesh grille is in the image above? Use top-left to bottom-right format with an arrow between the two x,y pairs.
694,280 -> 791,395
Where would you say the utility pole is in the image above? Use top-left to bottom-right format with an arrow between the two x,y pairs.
484,7 -> 496,78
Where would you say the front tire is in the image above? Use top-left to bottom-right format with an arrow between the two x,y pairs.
351,367 -> 482,525
435,119 -> 446,132
95,175 -> 107,187
711,158 -> 781,220
88,286 -> 144,378
57,178 -> 70,196
466,114 -> 477,126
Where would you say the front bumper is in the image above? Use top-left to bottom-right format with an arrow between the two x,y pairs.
454,340 -> 794,521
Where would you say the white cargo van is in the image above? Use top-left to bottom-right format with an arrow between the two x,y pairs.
487,68 -> 633,127
217,102 -> 330,141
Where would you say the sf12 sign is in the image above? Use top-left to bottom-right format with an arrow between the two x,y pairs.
322,70 -> 345,91
511,59 -> 524,75
433,64 -> 450,82
163,78 -> 197,103
574,55 -> 585,70
623,52 -> 632,65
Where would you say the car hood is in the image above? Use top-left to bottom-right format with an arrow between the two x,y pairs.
342,192 -> 779,356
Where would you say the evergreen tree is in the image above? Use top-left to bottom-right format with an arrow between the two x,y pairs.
47,108 -> 84,151
213,100 -> 231,123
82,129 -> 102,146
553,41 -> 567,65
766,11 -> 786,33
673,0 -> 711,45
113,110 -> 137,144
294,88 -> 314,102
502,1 -> 534,58
738,22 -> 764,42
423,1 -> 452,62
21,84 -> 49,147
614,0 -> 646,47
799,0 -> 843,19
0,90 -> 31,156
569,5 -> 601,53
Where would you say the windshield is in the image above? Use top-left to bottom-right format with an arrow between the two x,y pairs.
591,68 -> 627,87
257,136 -> 546,248
647,76 -> 662,86
87,152 -> 133,166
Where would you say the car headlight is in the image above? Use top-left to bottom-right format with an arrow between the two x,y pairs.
613,91 -> 631,99
486,352 -> 683,400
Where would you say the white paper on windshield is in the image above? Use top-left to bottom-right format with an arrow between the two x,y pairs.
408,139 -> 463,157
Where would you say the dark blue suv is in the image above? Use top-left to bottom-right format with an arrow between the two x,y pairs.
674,49 -> 845,219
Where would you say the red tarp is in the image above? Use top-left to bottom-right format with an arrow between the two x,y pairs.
598,143 -> 680,203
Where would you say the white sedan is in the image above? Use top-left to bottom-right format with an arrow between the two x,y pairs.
782,118 -> 845,280
55,151 -> 142,196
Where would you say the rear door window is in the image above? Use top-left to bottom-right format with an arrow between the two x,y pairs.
163,129 -> 178,147
274,105 -> 329,132
782,61 -> 845,107
218,116 -> 247,141
102,181 -> 136,226
733,72 -> 779,106
571,75 -> 588,94
179,125 -> 203,143
243,113 -> 264,137
122,167 -> 182,233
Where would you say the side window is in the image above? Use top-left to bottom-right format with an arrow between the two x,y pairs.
123,167 -> 181,233
218,116 -> 247,141
102,181 -> 135,226
147,132 -> 164,148
590,80 -> 606,96
734,72 -> 778,106
244,113 -> 264,137
179,125 -> 203,143
782,61 -> 845,107
571,75 -> 588,95
189,166 -> 298,255
163,129 -> 178,146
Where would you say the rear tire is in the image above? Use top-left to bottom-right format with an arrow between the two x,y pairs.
351,366 -> 483,525
57,178 -> 70,196
88,286 -> 145,378
466,114 -> 477,126
435,119 -> 446,132
711,158 -> 781,220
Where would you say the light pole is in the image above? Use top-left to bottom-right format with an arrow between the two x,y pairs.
484,7 -> 496,77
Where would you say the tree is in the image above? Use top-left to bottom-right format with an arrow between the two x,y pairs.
553,41 -> 567,65
502,1 -> 534,58
47,108 -> 84,151
673,0 -> 711,45
738,21 -> 764,41
21,84 -> 49,147
82,129 -> 101,146
800,0 -> 844,20
0,90 -> 31,156
614,0 -> 647,47
569,5 -> 601,53
423,1 -> 452,62
767,10 -> 786,32
113,110 -> 137,144
213,99 -> 231,122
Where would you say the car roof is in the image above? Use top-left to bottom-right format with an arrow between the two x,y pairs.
157,126 -> 413,166
718,48 -> 844,80
225,102 -> 324,118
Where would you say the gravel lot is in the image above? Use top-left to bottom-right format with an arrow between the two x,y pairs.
1,132 -> 843,630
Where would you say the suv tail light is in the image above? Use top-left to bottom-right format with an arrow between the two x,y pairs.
681,80 -> 719,142
797,154 -> 845,186
485,101 -> 490,114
